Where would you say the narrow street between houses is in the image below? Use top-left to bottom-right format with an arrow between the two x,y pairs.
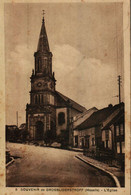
6,143 -> 116,187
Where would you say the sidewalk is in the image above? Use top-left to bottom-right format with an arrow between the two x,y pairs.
70,147 -> 83,152
76,153 -> 124,187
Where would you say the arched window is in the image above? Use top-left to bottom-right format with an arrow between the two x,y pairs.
41,95 -> 43,104
44,58 -> 48,67
38,95 -> 40,104
58,112 -> 65,125
35,95 -> 37,104
43,94 -> 46,104
50,95 -> 54,105
38,58 -> 41,71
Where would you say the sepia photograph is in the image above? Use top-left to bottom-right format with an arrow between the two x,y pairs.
1,0 -> 130,192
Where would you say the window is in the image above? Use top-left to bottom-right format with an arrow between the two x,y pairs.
41,95 -> 43,104
38,59 -> 41,71
92,138 -> 95,146
44,58 -> 48,74
44,58 -> 48,66
86,137 -> 89,148
106,140 -> 108,148
38,95 -> 40,104
116,126 -> 119,136
47,94 -> 49,104
81,138 -> 85,148
117,142 -> 120,153
105,130 -> 109,140
58,112 -> 65,125
42,94 -> 49,104
122,142 -> 125,153
35,95 -> 37,104
120,124 -> 124,135
43,94 -> 46,104
75,136 -> 78,147
50,95 -> 54,105
91,128 -> 95,135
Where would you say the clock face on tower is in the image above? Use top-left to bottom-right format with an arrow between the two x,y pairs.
43,82 -> 48,88
37,82 -> 42,87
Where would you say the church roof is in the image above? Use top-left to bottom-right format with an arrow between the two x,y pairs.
37,16 -> 50,52
77,103 -> 124,130
56,91 -> 87,113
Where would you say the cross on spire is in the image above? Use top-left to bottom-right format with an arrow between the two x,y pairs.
42,10 -> 45,16
42,10 -> 45,23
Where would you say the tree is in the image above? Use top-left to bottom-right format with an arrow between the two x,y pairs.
20,130 -> 29,142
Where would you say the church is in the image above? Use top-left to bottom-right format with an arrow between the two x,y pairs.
26,15 -> 86,145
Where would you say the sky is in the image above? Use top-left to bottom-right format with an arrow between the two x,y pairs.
4,2 -> 124,126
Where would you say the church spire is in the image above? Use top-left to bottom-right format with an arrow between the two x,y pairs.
37,10 -> 50,53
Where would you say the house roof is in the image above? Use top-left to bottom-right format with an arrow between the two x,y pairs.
73,107 -> 98,130
77,102 -> 124,130
56,91 -> 87,113
102,106 -> 124,130
73,107 -> 98,121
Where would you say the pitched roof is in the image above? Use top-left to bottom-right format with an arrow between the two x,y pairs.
37,17 -> 50,52
102,105 -> 124,130
56,91 -> 87,113
73,107 -> 98,121
73,107 -> 98,129
77,103 -> 124,130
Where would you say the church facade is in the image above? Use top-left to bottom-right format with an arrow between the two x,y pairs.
26,15 -> 86,145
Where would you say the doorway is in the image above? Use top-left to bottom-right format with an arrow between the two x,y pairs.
35,121 -> 44,140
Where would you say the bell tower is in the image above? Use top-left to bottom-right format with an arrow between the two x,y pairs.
26,13 -> 56,141
34,15 -> 52,77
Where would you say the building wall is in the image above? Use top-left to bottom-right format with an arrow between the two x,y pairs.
73,127 -> 96,151
102,129 -> 112,149
70,108 -> 81,119
56,107 -> 81,136
68,107 -> 82,146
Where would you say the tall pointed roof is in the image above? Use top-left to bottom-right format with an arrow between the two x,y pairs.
37,16 -> 50,52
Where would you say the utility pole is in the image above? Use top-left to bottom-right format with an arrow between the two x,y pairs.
118,75 -> 121,103
16,111 -> 18,127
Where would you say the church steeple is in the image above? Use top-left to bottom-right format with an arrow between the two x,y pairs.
33,11 -> 53,77
37,14 -> 50,53
26,11 -> 57,144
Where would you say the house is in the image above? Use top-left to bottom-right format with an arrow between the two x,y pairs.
73,103 -> 124,153
6,125 -> 19,142
6,125 -> 18,131
102,102 -> 124,156
73,107 -> 98,147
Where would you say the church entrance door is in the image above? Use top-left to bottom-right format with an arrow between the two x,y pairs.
35,121 -> 44,140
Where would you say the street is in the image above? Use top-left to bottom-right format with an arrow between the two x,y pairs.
6,143 -> 115,187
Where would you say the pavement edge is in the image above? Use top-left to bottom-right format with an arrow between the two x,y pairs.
75,154 -> 121,188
